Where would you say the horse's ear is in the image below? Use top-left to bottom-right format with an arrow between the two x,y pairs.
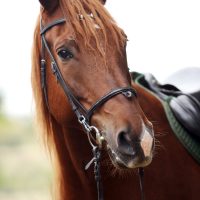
39,0 -> 59,13
100,0 -> 106,5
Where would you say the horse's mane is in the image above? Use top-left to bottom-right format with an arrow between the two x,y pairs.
31,0 -> 126,198
32,19 -> 61,197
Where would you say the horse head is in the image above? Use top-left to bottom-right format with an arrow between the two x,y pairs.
33,0 -> 154,170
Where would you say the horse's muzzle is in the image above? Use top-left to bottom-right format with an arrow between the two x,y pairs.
107,123 -> 154,169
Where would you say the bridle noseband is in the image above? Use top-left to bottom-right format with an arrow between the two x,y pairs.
40,17 -> 144,200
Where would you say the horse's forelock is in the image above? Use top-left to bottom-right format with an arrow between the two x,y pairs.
59,0 -> 126,56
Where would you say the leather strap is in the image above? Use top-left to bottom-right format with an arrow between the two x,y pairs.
86,87 -> 137,122
40,18 -> 66,35
40,17 -> 137,127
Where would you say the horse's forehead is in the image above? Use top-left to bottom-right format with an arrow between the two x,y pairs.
47,24 -> 75,43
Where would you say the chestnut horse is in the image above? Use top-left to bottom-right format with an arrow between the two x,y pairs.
31,0 -> 200,199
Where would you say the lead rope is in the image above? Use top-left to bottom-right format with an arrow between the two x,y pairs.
78,116 -> 104,200
85,146 -> 103,200
138,168 -> 145,200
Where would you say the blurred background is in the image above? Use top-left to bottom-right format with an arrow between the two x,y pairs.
0,0 -> 199,199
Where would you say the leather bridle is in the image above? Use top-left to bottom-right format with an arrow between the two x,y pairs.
40,18 -> 137,127
40,17 -> 144,200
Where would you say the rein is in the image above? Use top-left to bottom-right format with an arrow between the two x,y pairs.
40,17 -> 144,200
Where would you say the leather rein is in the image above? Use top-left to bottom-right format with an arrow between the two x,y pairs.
40,17 -> 144,200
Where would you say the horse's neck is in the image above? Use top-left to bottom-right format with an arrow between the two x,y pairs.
133,83 -> 200,197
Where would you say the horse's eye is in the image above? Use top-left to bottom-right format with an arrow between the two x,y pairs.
58,49 -> 73,60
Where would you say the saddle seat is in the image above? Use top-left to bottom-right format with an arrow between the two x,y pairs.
143,73 -> 200,141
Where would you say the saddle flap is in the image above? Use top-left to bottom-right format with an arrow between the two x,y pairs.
170,95 -> 200,139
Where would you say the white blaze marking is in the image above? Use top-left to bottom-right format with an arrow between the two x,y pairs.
140,128 -> 153,157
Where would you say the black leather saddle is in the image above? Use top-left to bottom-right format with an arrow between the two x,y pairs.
139,73 -> 200,140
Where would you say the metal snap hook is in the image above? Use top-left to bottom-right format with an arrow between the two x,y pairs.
89,126 -> 105,148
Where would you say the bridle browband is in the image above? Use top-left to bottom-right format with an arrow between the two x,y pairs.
40,16 -> 144,200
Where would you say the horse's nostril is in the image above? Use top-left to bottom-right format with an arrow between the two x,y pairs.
117,130 -> 135,156
118,130 -> 131,145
